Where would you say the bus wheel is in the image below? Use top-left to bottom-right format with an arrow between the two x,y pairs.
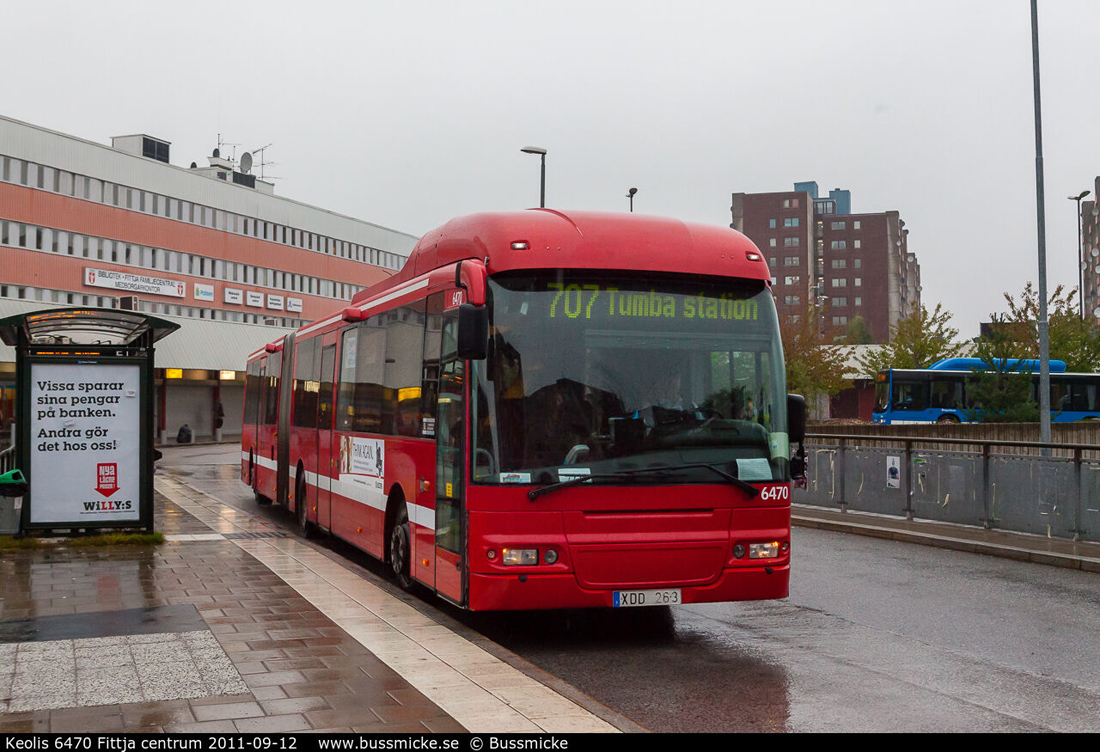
390,504 -> 413,591
936,414 -> 960,424
296,472 -> 312,538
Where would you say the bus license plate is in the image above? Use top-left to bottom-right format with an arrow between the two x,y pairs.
613,589 -> 681,607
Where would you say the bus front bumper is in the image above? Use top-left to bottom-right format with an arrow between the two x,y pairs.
466,564 -> 789,612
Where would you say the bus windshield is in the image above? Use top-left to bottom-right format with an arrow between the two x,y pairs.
472,272 -> 789,486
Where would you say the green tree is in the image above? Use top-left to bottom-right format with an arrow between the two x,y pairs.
842,315 -> 873,345
962,322 -> 1039,423
856,303 -> 961,375
999,282 -> 1100,372
780,298 -> 848,416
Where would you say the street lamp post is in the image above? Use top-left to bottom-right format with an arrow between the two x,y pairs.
1030,0 -> 1051,445
627,187 -> 637,212
520,146 -> 546,208
1069,190 -> 1090,319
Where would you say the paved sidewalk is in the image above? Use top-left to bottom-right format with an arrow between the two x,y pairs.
0,476 -> 618,733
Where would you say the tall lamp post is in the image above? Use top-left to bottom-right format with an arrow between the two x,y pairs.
1069,190 -> 1090,319
1030,0 -> 1051,445
520,146 -> 546,208
627,187 -> 637,212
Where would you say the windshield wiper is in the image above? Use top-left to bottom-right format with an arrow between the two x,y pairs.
527,463 -> 762,501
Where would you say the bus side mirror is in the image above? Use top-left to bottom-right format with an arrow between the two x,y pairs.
787,394 -> 806,444
457,303 -> 489,360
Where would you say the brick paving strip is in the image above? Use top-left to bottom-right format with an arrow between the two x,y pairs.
153,475 -> 618,734
0,489 -> 463,733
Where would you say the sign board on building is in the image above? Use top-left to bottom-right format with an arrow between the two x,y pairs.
246,291 -> 265,308
224,288 -> 243,305
29,363 -> 142,524
193,283 -> 215,302
84,268 -> 185,298
286,297 -> 303,313
267,294 -> 285,311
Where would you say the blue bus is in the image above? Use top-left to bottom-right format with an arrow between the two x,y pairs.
872,358 -> 1100,424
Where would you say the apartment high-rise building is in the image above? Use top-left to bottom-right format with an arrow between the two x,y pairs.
731,181 -> 921,342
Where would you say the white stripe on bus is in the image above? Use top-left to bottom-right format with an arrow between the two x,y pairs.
241,451 -> 435,529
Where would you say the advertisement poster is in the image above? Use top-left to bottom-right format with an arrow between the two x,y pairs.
337,436 -> 385,506
29,363 -> 142,523
886,456 -> 901,489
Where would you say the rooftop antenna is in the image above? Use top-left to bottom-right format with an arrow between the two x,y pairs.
216,133 -> 241,167
250,143 -> 277,181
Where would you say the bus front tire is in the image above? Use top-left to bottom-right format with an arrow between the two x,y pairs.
390,505 -> 413,591
936,414 -> 960,424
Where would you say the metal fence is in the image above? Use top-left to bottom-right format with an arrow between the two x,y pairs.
800,433 -> 1100,543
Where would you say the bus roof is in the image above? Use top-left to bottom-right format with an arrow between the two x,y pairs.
349,209 -> 769,308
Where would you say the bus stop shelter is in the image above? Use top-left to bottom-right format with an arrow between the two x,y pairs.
0,308 -> 179,534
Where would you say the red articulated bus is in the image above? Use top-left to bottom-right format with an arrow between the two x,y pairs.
242,210 -> 806,611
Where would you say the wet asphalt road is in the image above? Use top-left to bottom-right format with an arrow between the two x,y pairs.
163,444 -> 1100,733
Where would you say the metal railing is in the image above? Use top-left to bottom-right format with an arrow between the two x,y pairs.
801,433 -> 1100,543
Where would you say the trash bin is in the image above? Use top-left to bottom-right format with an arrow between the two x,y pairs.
0,469 -> 27,535
176,424 -> 192,444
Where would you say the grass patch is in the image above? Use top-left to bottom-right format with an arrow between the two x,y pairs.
0,536 -> 41,551
66,532 -> 164,547
0,532 -> 164,549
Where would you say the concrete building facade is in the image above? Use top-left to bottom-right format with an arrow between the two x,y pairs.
731,181 -> 921,343
0,115 -> 418,444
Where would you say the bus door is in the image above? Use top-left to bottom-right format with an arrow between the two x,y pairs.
315,334 -> 338,530
248,357 -> 266,487
276,333 -> 295,507
434,309 -> 466,604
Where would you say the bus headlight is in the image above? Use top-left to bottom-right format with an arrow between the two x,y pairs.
502,548 -> 538,566
543,549 -> 558,565
749,542 -> 780,559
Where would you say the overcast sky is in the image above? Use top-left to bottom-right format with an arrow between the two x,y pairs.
5,0 -> 1100,338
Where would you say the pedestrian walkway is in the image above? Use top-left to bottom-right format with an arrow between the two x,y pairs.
0,474 -> 619,733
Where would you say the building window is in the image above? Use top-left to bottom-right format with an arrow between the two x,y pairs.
854,239 -> 861,249
768,219 -> 777,229
783,256 -> 800,266
854,258 -> 861,268
855,297 -> 862,306
831,278 -> 848,288
854,221 -> 861,230
783,275 -> 800,286
833,297 -> 848,307
831,221 -> 846,231
831,259 -> 847,269
855,278 -> 862,287
831,240 -> 847,250
784,295 -> 800,306
784,237 -> 799,247
784,217 -> 799,227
